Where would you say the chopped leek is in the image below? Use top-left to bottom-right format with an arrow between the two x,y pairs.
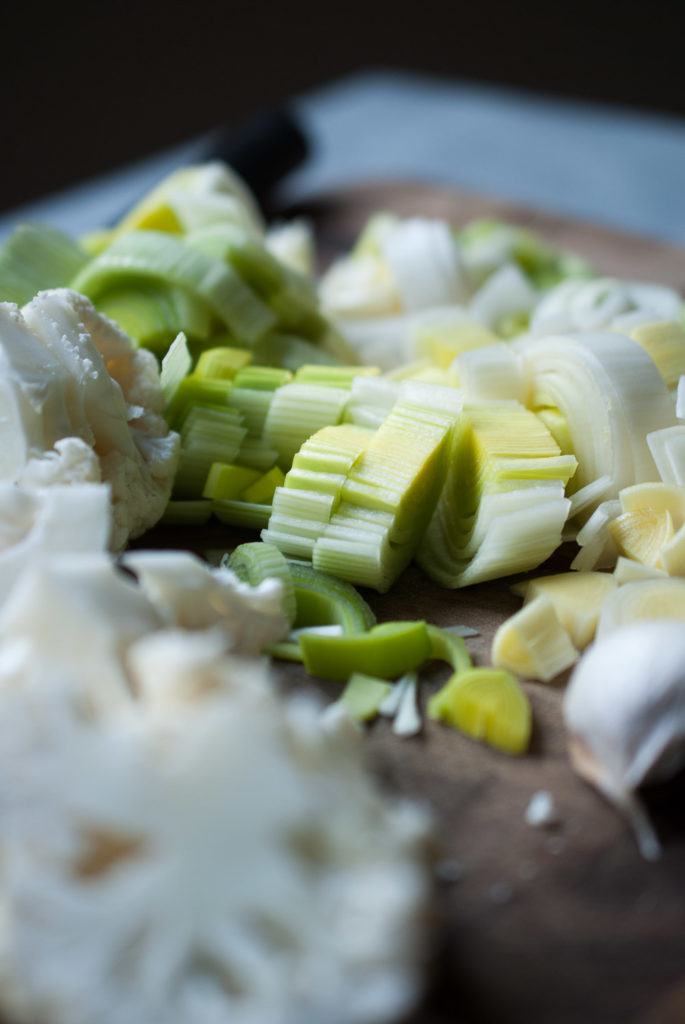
160,332 -> 192,407
299,620 -> 431,682
428,667 -> 531,755
337,673 -> 393,721
71,230 -> 277,345
194,346 -> 252,380
287,561 -> 376,633
0,222 -> 89,305
202,463 -> 261,501
417,400 -> 576,587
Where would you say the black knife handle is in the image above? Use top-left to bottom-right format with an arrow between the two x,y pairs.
202,107 -> 309,205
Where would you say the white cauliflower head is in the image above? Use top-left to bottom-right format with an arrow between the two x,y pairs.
0,555 -> 432,1024
0,289 -> 180,550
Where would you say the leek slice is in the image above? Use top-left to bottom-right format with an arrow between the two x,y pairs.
173,406 -> 247,499
417,400 -> 575,587
313,383 -> 461,591
0,222 -> 89,305
94,284 -> 214,353
233,366 -> 292,390
186,222 -> 322,333
596,577 -> 685,637
428,667 -> 531,755
263,383 -> 350,467
627,320 -> 685,391
160,332 -> 192,407
514,332 -> 677,508
426,625 -> 472,672
211,499 -> 272,529
264,383 -> 461,591
240,465 -> 285,504
293,364 -> 379,387
338,673 -> 393,721
646,426 -> 685,486
299,620 -> 431,682
71,230 -> 276,345
288,561 -> 376,633
194,346 -> 252,380
166,377 -> 233,430
202,463 -> 261,501
608,507 -> 675,568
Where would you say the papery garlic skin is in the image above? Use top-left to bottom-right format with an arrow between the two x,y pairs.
563,620 -> 685,859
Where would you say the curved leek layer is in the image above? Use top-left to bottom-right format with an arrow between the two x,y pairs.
427,667 -> 531,755
264,559 -> 376,662
426,625 -> 472,672
596,577 -> 685,637
0,222 -> 89,306
514,332 -> 677,509
72,230 -> 278,345
417,400 -> 576,588
288,560 -> 376,634
95,284 -> 214,352
627,320 -> 685,392
299,620 -> 431,682
186,223 -> 326,342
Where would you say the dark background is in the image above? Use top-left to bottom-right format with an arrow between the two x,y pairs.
2,0 -> 683,214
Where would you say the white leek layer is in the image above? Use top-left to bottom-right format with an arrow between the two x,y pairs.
514,332 -> 677,507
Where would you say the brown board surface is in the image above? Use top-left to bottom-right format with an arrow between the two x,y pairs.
143,184 -> 685,1024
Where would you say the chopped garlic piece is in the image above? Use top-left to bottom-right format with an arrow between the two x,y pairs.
492,594 -> 579,682
516,570 -> 616,650
525,790 -> 560,828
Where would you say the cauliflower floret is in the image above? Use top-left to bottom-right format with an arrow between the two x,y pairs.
123,549 -> 288,655
0,556 -> 432,1024
0,289 -> 180,551
0,483 -> 110,606
18,437 -> 101,487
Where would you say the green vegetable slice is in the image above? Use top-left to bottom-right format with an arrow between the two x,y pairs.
194,346 -> 252,380
427,666 -> 532,755
288,560 -> 376,634
202,463 -> 261,501
298,620 -> 430,682
211,499 -> 272,529
71,230 -> 276,344
160,332 -> 192,407
338,673 -> 393,721
95,284 -> 213,352
426,624 -> 472,672
0,222 -> 89,305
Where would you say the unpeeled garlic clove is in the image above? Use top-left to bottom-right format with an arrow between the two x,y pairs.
563,619 -> 685,859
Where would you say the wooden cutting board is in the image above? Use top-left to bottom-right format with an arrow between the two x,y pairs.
148,183 -> 685,1024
